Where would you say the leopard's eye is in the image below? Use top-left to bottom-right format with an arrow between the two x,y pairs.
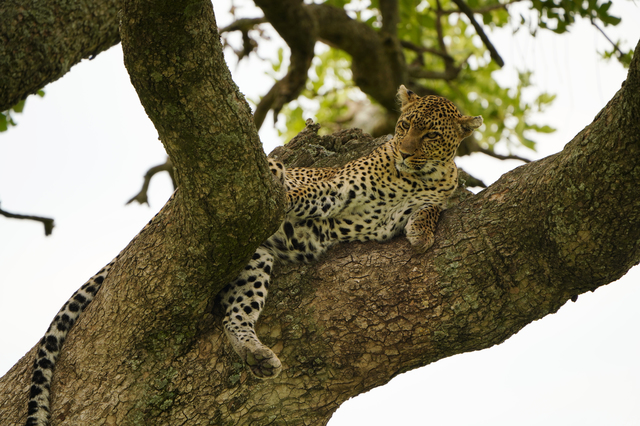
399,121 -> 410,130
424,131 -> 440,139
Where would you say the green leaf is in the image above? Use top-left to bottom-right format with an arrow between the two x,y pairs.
12,100 -> 26,113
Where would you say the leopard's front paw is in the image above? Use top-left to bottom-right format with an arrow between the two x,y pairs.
405,230 -> 435,253
405,204 -> 440,252
405,219 -> 436,252
245,346 -> 282,379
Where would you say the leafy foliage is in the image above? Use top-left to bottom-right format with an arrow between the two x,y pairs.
278,47 -> 356,142
0,90 -> 44,132
225,0 -> 631,155
278,0 -> 560,152
529,0 -> 620,34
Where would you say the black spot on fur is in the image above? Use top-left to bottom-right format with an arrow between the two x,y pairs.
29,385 -> 43,398
38,358 -> 54,370
284,221 -> 294,239
32,369 -> 47,384
44,336 -> 59,352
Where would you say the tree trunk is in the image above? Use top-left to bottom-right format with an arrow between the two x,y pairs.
1,0 -> 639,425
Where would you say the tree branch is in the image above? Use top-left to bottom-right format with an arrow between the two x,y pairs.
590,18 -> 627,60
252,0 -> 317,130
219,17 -> 267,33
442,0 -> 526,15
120,0 -> 283,233
450,0 -> 505,67
477,147 -> 532,163
408,65 -> 461,81
126,158 -> 176,206
306,3 -> 406,112
0,202 -> 54,236
379,0 -> 400,36
400,39 -> 455,61
0,0 -> 122,111
401,2 -> 463,83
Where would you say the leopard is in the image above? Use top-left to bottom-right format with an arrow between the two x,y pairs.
218,85 -> 482,378
24,85 -> 481,425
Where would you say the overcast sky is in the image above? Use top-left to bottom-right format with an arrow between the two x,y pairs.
1,2 -> 639,425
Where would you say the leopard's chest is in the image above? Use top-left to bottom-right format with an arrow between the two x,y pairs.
339,163 -> 453,213
331,166 -> 453,238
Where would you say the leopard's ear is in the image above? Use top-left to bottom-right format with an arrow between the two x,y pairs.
458,115 -> 483,138
397,85 -> 418,110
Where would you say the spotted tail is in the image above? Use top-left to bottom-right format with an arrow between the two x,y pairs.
25,259 -> 116,426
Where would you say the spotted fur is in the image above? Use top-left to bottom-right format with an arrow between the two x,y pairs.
25,258 -> 118,426
219,85 -> 483,377
24,86 -> 482,424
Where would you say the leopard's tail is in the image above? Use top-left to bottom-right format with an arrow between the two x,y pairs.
25,258 -> 117,426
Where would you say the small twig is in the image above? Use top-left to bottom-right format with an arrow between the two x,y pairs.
126,158 -> 175,206
450,0 -> 504,67
408,65 -> 460,81
0,202 -> 55,236
458,168 -> 487,188
400,40 -> 454,61
590,19 -> 625,59
442,0 -> 524,15
405,2 -> 460,82
478,147 -> 531,163
435,0 -> 447,55
219,17 -> 268,34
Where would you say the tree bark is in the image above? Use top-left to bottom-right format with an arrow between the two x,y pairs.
1,0 -> 639,425
0,0 -> 122,111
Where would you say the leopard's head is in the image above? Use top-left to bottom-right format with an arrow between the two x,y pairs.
392,85 -> 482,173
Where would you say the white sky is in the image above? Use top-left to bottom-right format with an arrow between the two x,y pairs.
1,2 -> 639,425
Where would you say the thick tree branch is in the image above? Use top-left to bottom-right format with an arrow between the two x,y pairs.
379,0 -> 400,36
0,0 -> 122,111
0,202 -> 54,236
120,0 -> 283,234
307,3 -> 407,112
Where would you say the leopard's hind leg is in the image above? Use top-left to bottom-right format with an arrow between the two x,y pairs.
219,246 -> 281,378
